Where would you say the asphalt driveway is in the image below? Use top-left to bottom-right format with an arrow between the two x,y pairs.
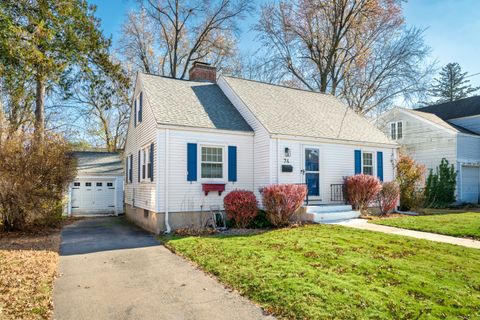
54,217 -> 271,320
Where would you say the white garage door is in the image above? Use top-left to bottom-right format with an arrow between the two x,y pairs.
71,179 -> 116,215
462,166 -> 480,204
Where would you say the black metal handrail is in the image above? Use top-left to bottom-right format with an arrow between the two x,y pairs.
331,184 -> 345,202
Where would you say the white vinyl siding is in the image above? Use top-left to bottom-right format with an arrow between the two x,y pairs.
457,134 -> 480,161
273,138 -> 395,203
156,129 -> 254,213
218,76 -> 272,198
124,76 -> 158,211
379,109 -> 457,172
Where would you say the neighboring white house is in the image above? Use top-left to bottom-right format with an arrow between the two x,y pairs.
378,96 -> 480,204
66,151 -> 124,216
124,62 -> 398,234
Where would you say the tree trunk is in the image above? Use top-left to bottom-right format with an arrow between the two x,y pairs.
35,76 -> 46,141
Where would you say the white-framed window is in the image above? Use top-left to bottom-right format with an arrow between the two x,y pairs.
362,152 -> 374,175
140,145 -> 151,182
200,146 -> 224,179
137,92 -> 143,124
126,154 -> 133,183
390,121 -> 403,140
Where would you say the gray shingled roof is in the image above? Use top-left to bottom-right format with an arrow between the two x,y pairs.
417,95 -> 480,120
221,76 -> 394,145
403,109 -> 479,136
140,73 -> 252,132
73,152 -> 123,176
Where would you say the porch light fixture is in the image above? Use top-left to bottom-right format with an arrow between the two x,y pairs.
284,147 -> 291,157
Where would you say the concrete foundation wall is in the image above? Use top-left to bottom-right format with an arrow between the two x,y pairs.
125,204 -> 215,234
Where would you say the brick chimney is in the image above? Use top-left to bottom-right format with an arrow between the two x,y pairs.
188,61 -> 216,82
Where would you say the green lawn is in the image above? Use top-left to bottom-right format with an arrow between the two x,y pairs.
370,212 -> 480,240
166,225 -> 480,319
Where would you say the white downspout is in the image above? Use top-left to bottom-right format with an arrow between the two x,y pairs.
67,184 -> 72,217
164,129 -> 171,233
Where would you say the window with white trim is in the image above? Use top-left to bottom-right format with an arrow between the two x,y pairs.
362,152 -> 374,175
126,155 -> 133,183
390,121 -> 403,140
201,146 -> 223,179
140,145 -> 151,181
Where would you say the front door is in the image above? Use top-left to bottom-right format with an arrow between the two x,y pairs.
304,147 -> 320,197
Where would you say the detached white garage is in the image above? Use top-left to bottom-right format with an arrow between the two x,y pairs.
66,152 -> 124,216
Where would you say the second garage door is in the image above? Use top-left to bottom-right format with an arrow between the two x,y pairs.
71,180 -> 116,215
461,166 -> 480,204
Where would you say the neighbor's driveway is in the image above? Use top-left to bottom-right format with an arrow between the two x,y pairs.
54,217 -> 271,320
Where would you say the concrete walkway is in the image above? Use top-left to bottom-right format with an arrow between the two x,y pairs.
335,219 -> 480,249
54,217 -> 272,320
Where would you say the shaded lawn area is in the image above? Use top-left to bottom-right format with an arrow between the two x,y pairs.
0,229 -> 61,320
370,212 -> 480,240
166,225 -> 480,319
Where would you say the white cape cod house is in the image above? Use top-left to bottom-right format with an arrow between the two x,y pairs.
124,62 -> 397,233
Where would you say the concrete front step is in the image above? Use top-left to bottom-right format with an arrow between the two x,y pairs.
310,210 -> 360,223
305,205 -> 352,213
296,205 -> 360,224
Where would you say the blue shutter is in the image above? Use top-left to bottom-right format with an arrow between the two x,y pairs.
187,143 -> 197,181
138,150 -> 141,182
139,92 -> 143,123
354,150 -> 362,174
134,99 -> 137,127
129,155 -> 133,182
125,157 -> 128,182
377,151 -> 384,181
228,146 -> 237,182
150,142 -> 154,181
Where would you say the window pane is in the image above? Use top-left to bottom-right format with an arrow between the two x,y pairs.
201,163 -> 223,178
363,166 -> 373,175
305,148 -> 319,171
363,153 -> 373,166
397,122 -> 403,139
390,123 -> 396,140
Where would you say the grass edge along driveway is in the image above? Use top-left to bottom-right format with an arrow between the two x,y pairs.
166,224 -> 480,319
370,212 -> 480,240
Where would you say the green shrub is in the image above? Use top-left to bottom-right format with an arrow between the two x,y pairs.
424,158 -> 457,208
396,153 -> 425,211
248,209 -> 272,229
0,128 -> 77,231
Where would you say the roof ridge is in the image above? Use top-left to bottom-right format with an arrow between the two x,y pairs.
221,75 -> 335,97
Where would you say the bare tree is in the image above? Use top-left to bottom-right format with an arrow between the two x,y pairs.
64,64 -> 131,152
255,0 -> 433,114
119,9 -> 160,74
120,0 -> 252,78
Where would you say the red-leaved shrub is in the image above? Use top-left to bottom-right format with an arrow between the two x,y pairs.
223,190 -> 258,228
376,181 -> 400,215
261,184 -> 307,227
344,174 -> 382,212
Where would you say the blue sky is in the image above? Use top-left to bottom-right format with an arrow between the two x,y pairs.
90,0 -> 480,85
